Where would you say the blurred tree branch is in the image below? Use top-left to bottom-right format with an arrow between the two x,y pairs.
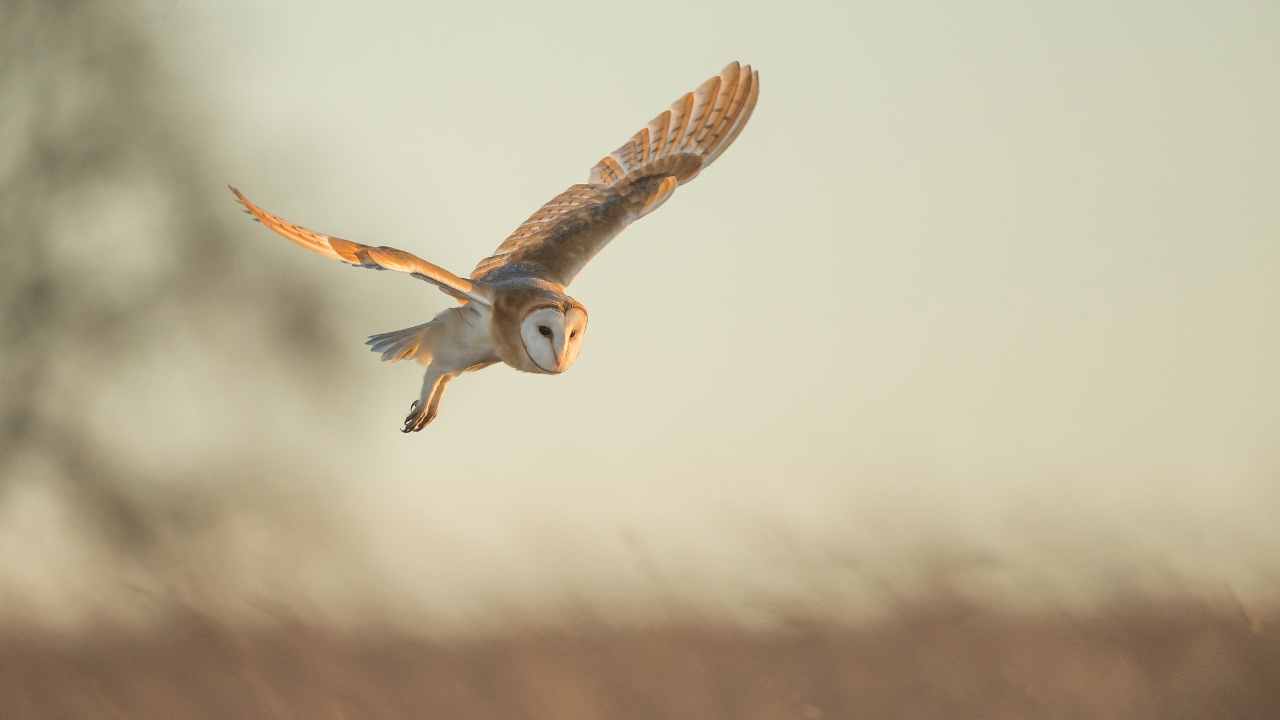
0,0 -> 344,553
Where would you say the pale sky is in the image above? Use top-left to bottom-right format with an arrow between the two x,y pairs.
7,0 -> 1277,630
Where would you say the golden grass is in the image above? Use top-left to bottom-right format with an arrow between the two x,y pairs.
3,598 -> 1277,718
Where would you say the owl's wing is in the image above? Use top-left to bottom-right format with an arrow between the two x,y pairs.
230,187 -> 491,306
471,61 -> 759,287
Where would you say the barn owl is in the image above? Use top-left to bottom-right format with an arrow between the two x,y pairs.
231,61 -> 759,431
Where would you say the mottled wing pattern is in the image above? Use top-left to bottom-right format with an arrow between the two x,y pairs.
471,184 -> 613,283
590,61 -> 760,188
230,186 -> 489,305
472,61 -> 759,287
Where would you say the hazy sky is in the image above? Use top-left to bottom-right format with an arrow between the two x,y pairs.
7,0 -> 1277,629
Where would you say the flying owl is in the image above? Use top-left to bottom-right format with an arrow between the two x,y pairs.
231,61 -> 759,432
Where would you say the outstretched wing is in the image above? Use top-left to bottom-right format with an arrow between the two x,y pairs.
230,186 -> 490,306
471,61 -> 760,287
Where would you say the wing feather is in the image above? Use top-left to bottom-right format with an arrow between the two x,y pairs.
707,69 -> 760,164
475,61 -> 760,286
229,187 -> 489,305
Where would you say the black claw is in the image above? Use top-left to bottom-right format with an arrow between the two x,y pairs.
403,403 -> 423,433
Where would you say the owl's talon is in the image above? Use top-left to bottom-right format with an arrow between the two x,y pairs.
403,400 -> 437,433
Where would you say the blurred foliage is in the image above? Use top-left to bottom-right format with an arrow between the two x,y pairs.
0,1 -> 343,553
2,599 -> 1277,718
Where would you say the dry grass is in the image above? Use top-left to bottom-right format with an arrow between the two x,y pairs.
2,598 -> 1277,719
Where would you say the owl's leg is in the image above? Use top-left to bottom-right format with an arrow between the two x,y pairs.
402,366 -> 455,433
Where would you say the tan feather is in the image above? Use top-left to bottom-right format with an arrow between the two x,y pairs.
663,91 -> 695,159
590,61 -> 758,190
699,64 -> 751,161
637,175 -> 679,219
691,61 -> 740,151
646,109 -> 671,163
484,62 -> 760,286
678,74 -> 721,156
228,186 -> 490,306
707,68 -> 759,164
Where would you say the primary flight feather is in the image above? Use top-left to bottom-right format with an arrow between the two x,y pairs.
231,61 -> 760,431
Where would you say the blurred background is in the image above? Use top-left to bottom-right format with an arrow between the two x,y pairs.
2,0 -> 1277,716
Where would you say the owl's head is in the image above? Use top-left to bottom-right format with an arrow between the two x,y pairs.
519,303 -> 588,374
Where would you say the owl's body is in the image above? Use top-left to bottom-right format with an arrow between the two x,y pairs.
231,62 -> 759,431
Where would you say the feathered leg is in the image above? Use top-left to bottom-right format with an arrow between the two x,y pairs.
370,305 -> 495,433
403,365 -> 454,433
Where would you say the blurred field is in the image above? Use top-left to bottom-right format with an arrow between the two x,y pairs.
4,2 -> 1279,718
4,598 -> 1276,719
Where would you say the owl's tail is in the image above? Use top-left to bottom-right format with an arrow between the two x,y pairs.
588,61 -> 760,188
365,321 -> 439,363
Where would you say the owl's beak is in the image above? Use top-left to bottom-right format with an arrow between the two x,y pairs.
552,333 -> 570,372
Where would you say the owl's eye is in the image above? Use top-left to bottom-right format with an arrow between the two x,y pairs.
538,325 -> 552,337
